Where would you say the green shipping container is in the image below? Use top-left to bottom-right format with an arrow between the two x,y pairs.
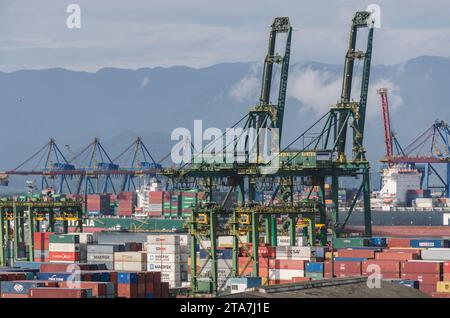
305,272 -> 324,280
49,234 -> 80,244
333,237 -> 369,249
197,280 -> 213,293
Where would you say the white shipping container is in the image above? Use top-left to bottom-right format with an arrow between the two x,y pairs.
160,271 -> 181,282
114,251 -> 147,262
178,235 -> 189,246
114,261 -> 147,271
65,233 -> 94,244
276,246 -> 323,259
147,262 -> 180,272
198,269 -> 232,279
147,253 -> 181,263
146,245 -> 180,254
276,236 -> 308,246
147,235 -> 180,245
165,280 -> 182,288
269,269 -> 305,280
49,243 -> 80,252
415,198 -> 433,208
421,248 -> 450,261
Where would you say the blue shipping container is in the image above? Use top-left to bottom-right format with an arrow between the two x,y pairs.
368,237 -> 387,247
306,262 -> 324,273
200,249 -> 233,260
391,279 -> 419,289
13,261 -> 42,270
37,272 -> 72,281
0,281 -> 46,294
118,272 -> 138,284
410,239 -> 449,248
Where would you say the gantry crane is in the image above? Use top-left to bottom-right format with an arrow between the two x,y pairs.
162,11 -> 377,296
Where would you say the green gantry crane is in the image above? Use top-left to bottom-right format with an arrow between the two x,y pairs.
162,11 -> 376,296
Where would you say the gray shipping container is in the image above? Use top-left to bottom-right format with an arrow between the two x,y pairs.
87,253 -> 114,262
87,244 -> 125,254
88,261 -> 114,270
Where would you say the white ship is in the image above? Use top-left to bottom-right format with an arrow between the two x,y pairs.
372,164 -> 423,210
135,178 -> 163,217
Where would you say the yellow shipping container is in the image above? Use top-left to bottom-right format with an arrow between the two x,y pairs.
325,251 -> 338,259
437,281 -> 450,293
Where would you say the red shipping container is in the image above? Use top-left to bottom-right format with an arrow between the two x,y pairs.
375,251 -> 419,261
33,232 -> 54,250
161,282 -> 169,298
419,283 -> 436,295
40,263 -> 93,272
269,279 -> 292,285
58,281 -> 107,297
1,293 -> 30,298
324,261 -> 362,274
387,238 -> 411,248
137,272 -> 146,298
49,251 -> 80,262
292,277 -> 311,282
29,288 -> 89,298
0,273 -> 27,280
432,292 -> 450,298
153,280 -> 161,298
385,248 -> 422,254
268,259 -> 306,270
338,249 -> 375,259
362,260 -> 401,274
401,273 -> 441,284
145,272 -> 155,295
444,273 -> 450,281
401,261 -> 443,274
444,262 -> 450,274
117,283 -> 138,298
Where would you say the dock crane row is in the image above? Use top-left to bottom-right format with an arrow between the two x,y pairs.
0,137 -> 162,195
160,12 -> 376,295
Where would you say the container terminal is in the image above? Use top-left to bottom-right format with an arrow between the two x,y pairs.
0,10 -> 450,299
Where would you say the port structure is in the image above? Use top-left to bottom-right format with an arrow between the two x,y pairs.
188,200 -> 320,296
162,12 -> 376,295
0,137 -> 161,195
381,120 -> 450,197
0,197 -> 83,266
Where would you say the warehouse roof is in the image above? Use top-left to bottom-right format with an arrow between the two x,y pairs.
220,277 -> 429,298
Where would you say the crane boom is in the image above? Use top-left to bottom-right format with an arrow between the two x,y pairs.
377,88 -> 394,160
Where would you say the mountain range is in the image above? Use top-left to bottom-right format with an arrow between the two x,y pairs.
1,55 -> 449,191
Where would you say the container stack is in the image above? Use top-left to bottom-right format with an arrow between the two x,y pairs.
48,234 -> 81,263
146,235 -> 181,287
87,244 -> 125,270
117,192 -> 137,216
147,191 -> 165,217
58,281 -> 115,298
86,194 -> 111,215
401,261 -> 443,295
33,232 -> 54,262
198,248 -> 233,292
114,252 -> 147,271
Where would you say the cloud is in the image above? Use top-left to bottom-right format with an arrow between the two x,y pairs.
366,79 -> 403,118
139,77 -> 151,89
229,63 -> 261,102
288,68 -> 341,113
287,67 -> 403,119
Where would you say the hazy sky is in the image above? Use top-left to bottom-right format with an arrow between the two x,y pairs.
1,0 -> 450,71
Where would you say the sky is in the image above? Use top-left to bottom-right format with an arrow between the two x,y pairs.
0,0 -> 450,71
